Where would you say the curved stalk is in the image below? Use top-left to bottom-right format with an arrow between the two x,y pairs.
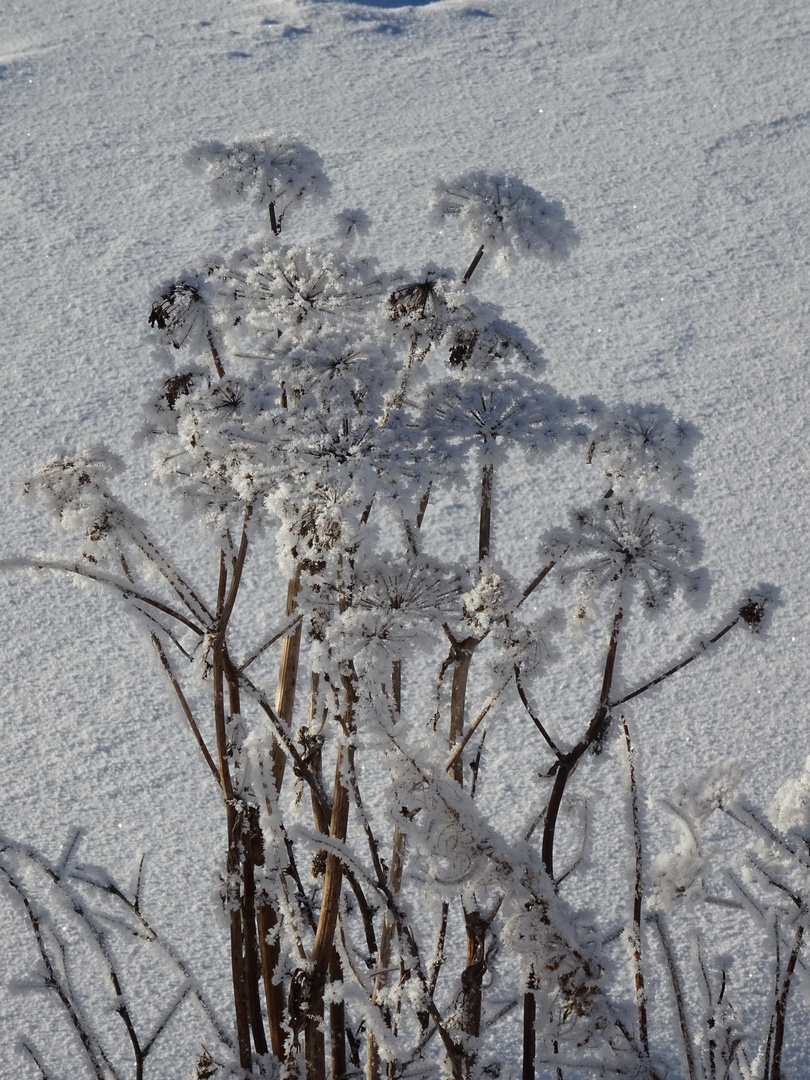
541,607 -> 622,881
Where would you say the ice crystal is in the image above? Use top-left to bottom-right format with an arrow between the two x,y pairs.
187,131 -> 330,227
542,497 -> 707,612
432,170 -> 579,275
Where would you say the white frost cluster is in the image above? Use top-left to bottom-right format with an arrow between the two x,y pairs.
431,170 -> 579,274
674,760 -> 747,820
21,446 -> 128,559
459,564 -> 521,635
650,816 -> 708,910
770,757 -> 810,840
585,401 -> 701,498
322,554 -> 463,679
187,131 -> 331,226
541,497 -> 707,612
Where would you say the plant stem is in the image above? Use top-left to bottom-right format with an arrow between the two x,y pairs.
522,982 -> 536,1080
461,907 -> 487,1051
610,612 -> 742,709
446,678 -> 510,774
255,569 -> 304,1062
151,633 -> 220,783
449,641 -> 476,785
306,676 -> 355,1080
4,558 -> 205,636
274,570 -> 303,785
769,915 -> 805,1080
622,716 -> 649,1057
541,608 -> 622,881
462,244 -> 485,285
652,911 -> 697,1080
207,329 -> 225,378
368,665 -> 406,1080
212,538 -> 254,1070
479,463 -> 493,562
416,484 -> 431,530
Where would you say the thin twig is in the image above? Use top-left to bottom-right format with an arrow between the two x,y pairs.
651,911 -> 697,1080
445,677 -> 510,774
462,244 -> 485,285
3,558 -> 205,636
610,613 -> 741,708
238,669 -> 332,817
769,912 -> 805,1080
239,612 -> 303,671
19,1040 -> 51,1079
131,528 -> 213,623
622,717 -> 649,1058
519,559 -> 557,604
514,665 -> 560,754
151,633 -> 220,783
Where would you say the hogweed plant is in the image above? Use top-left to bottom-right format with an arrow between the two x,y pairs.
3,132 -> 785,1080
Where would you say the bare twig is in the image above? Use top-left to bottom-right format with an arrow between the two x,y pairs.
610,611 -> 743,709
514,665 -> 561,754
479,463 -> 493,561
239,612 -> 303,672
151,633 -> 220,783
651,911 -> 697,1080
462,244 -> 485,285
2,558 -> 205,636
445,677 -> 510,774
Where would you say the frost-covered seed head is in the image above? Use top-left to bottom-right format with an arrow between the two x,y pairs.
585,402 -> 701,499
187,132 -> 331,227
21,446 -> 129,561
431,170 -> 579,275
675,760 -> 747,820
542,497 -> 707,612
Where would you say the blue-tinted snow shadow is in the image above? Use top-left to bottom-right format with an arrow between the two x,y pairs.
311,0 -> 440,7
308,0 -> 495,12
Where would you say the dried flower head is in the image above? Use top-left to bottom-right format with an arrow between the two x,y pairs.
542,497 -> 707,612
585,402 -> 701,499
431,170 -> 579,275
187,131 -> 331,229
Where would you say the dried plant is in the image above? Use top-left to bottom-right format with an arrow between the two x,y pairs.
3,133 -> 781,1080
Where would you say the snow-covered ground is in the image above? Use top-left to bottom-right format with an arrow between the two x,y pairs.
2,0 -> 809,1075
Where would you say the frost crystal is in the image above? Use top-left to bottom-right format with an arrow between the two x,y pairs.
542,497 -> 707,611
187,131 -> 331,227
431,170 -> 579,274
585,402 -> 701,498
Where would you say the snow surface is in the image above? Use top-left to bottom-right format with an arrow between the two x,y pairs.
2,0 -> 809,1075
